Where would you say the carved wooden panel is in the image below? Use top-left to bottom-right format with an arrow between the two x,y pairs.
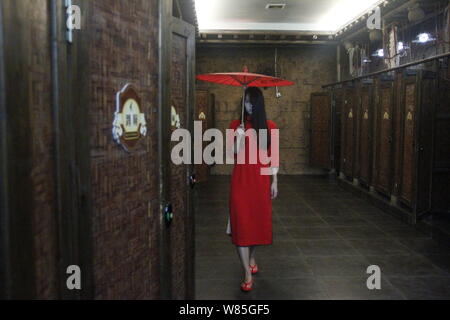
310,93 -> 331,169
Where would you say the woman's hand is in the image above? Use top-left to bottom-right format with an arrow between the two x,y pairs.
234,123 -> 246,154
271,181 -> 278,199
236,124 -> 245,137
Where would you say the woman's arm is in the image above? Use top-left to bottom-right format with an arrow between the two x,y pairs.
271,167 -> 278,199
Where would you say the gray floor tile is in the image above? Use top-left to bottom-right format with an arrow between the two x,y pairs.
318,276 -> 405,300
304,256 -> 371,277
194,176 -> 450,300
348,239 -> 412,256
286,226 -> 342,240
295,239 -> 360,257
364,254 -> 448,277
387,276 -> 450,300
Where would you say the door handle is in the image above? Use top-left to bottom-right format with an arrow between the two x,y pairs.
163,204 -> 174,226
189,174 -> 197,189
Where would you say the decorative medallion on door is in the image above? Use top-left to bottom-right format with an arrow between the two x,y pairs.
171,105 -> 181,129
199,111 -> 206,120
112,84 -> 147,152
363,110 -> 369,120
348,108 -> 354,119
407,111 -> 413,121
383,111 -> 390,120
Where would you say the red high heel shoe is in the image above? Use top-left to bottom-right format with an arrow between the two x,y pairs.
241,279 -> 254,292
250,264 -> 259,275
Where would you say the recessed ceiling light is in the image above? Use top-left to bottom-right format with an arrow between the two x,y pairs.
265,3 -> 286,10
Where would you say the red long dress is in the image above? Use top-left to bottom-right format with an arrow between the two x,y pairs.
228,117 -> 277,247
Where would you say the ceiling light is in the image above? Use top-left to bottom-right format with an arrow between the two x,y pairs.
317,0 -> 383,31
372,49 -> 384,57
414,33 -> 436,44
265,3 -> 286,10
195,0 -> 384,32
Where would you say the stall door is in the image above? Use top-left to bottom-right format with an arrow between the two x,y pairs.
333,89 -> 343,174
342,87 -> 357,180
166,17 -> 196,300
374,79 -> 395,196
358,85 -> 374,187
310,93 -> 331,169
399,78 -> 417,206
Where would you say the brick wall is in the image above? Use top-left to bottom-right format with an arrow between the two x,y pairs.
196,45 -> 337,175
87,0 -> 161,299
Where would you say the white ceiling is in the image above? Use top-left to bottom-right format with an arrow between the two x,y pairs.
195,0 -> 383,32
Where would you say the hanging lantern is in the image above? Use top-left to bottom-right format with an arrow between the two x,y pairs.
343,40 -> 353,51
408,3 -> 426,22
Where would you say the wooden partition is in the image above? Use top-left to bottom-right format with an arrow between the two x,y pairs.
432,60 -> 450,215
356,80 -> 375,188
341,84 -> 357,181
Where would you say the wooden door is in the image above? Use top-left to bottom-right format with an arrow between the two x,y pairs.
161,16 -> 196,300
333,89 -> 343,173
358,84 -> 374,186
342,86 -> 356,180
195,89 -> 211,183
432,61 -> 450,214
310,93 -> 331,169
399,76 -> 418,206
374,78 -> 395,196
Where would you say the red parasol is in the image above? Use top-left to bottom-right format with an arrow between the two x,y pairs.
196,67 -> 295,124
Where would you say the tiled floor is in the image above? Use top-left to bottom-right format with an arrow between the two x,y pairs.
194,175 -> 450,300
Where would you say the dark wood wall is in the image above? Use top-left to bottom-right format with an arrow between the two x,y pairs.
0,0 -> 196,300
0,0 -> 58,299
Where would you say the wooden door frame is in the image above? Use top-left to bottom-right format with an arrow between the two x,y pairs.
0,0 -> 11,299
0,0 -> 94,299
50,0 -> 94,299
158,0 -> 173,300
159,0 -> 196,299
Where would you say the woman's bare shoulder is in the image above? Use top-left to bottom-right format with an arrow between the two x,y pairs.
267,120 -> 277,129
229,119 -> 241,129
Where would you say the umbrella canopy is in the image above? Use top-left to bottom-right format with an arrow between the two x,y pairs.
196,66 -> 295,88
196,67 -> 295,124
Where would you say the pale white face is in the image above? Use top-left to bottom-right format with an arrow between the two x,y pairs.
244,94 -> 253,115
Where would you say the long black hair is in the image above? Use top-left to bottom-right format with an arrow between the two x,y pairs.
242,87 -> 271,148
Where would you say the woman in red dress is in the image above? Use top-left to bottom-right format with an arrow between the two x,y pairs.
227,87 -> 279,292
